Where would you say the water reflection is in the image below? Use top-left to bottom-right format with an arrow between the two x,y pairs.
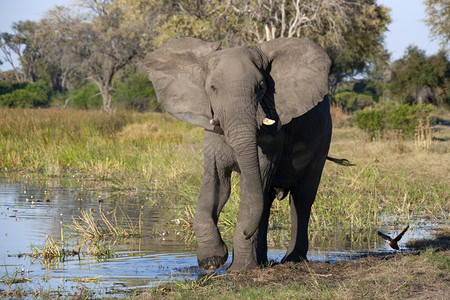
0,176 -> 445,296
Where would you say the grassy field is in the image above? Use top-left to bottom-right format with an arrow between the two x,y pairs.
0,108 -> 204,197
1,107 -> 448,246
0,107 -> 449,298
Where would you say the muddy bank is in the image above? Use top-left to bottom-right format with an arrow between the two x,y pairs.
143,234 -> 449,300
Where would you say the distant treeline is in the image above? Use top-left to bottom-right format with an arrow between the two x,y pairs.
0,0 -> 448,112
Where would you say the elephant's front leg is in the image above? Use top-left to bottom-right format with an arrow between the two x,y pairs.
228,191 -> 260,272
193,132 -> 233,270
227,190 -> 274,272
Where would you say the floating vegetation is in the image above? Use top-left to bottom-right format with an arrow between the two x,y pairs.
0,268 -> 31,285
73,275 -> 104,283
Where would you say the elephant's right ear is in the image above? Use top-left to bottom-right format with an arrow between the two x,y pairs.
138,38 -> 220,130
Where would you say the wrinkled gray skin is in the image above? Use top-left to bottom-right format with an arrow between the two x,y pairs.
139,37 -> 332,272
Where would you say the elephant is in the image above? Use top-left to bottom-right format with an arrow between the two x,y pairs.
139,37 -> 332,272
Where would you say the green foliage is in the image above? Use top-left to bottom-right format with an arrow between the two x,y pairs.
353,107 -> 386,135
68,82 -> 102,110
1,0 -> 393,111
353,103 -> 433,139
424,0 -> 450,48
327,3 -> 391,89
0,80 -> 52,107
113,72 -> 161,112
334,80 -> 387,112
334,90 -> 374,112
0,82 -> 28,95
385,104 -> 433,134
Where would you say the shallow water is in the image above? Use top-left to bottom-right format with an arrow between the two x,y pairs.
0,176 -> 444,297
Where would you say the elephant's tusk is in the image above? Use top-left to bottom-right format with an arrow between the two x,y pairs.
210,118 -> 220,126
262,118 -> 276,126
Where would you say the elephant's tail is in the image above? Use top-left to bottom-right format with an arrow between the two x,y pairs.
326,156 -> 355,166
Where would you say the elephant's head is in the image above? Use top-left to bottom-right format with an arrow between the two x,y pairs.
139,37 -> 331,239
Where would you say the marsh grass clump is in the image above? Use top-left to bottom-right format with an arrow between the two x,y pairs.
28,205 -> 141,263
87,240 -> 116,258
29,233 -> 80,264
171,273 -> 215,291
70,205 -> 142,240
414,116 -> 433,150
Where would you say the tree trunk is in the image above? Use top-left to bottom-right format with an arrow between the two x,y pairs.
97,81 -> 112,113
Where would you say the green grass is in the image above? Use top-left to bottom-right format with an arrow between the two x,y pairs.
1,107 -> 449,299
1,107 -> 449,249
0,108 -> 204,201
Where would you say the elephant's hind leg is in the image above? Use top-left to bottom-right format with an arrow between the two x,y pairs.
281,154 -> 327,263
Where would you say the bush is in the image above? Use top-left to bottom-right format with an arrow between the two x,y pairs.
353,103 -> 433,139
0,80 -> 52,107
334,90 -> 374,112
68,82 -> 103,109
353,108 -> 386,134
0,82 -> 28,95
113,72 -> 161,112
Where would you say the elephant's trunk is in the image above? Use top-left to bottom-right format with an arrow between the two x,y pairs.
226,118 -> 263,240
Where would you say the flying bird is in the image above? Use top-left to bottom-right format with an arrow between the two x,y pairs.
377,225 -> 409,250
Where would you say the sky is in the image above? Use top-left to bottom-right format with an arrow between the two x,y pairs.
0,0 -> 444,71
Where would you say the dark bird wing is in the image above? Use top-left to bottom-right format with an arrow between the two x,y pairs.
377,231 -> 392,241
393,225 -> 409,242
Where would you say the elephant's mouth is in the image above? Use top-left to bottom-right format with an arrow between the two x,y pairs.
208,116 -> 276,134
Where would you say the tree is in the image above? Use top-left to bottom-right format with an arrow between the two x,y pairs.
0,21 -> 40,83
32,16 -> 78,92
424,0 -> 450,49
46,0 -> 149,112
140,0 -> 390,91
388,46 -> 449,106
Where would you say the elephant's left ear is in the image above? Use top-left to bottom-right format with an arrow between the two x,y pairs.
257,38 -> 331,125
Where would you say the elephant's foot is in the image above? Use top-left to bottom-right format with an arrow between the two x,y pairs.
281,251 -> 308,264
197,242 -> 228,270
228,246 -> 262,272
198,255 -> 228,270
228,256 -> 260,273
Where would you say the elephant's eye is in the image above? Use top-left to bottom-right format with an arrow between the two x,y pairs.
258,81 -> 265,90
257,80 -> 266,93
210,85 -> 218,93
